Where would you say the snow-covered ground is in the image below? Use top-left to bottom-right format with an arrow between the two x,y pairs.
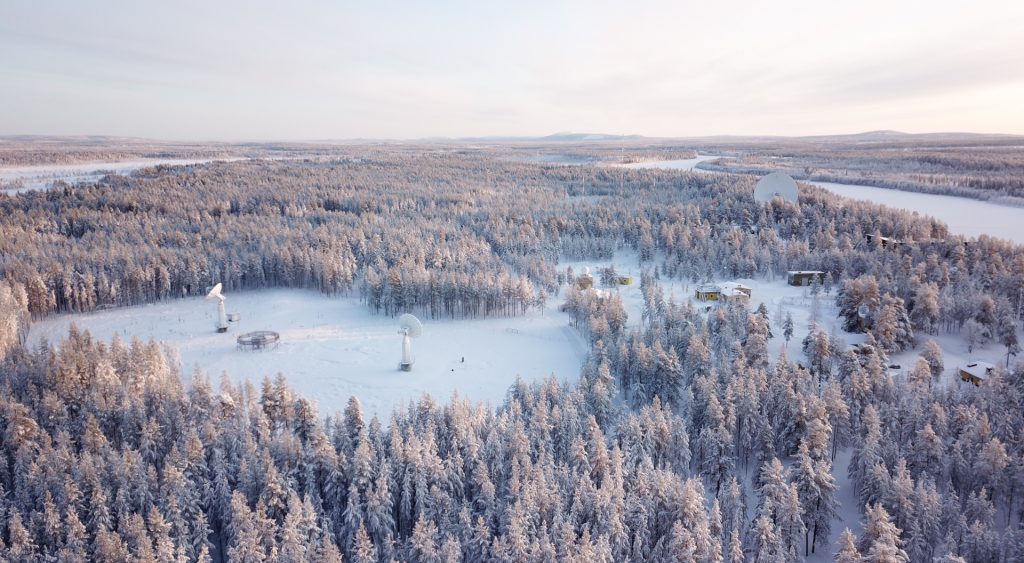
28,289 -> 587,422
887,328 -> 1013,390
622,158 -> 1024,244
0,158 -> 248,193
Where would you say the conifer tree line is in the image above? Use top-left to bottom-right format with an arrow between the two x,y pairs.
3,273 -> 1024,560
0,283 -> 30,360
2,147 -> 1024,561
2,150 -> 1022,330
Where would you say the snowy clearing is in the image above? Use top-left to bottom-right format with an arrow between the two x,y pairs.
28,289 -> 587,422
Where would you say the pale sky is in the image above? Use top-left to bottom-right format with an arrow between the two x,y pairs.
2,0 -> 1023,140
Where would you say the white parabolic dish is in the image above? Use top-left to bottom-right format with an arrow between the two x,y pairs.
399,313 -> 423,338
753,172 -> 799,204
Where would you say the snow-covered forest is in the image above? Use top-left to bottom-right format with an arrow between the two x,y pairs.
696,137 -> 1024,205
1,144 -> 1024,562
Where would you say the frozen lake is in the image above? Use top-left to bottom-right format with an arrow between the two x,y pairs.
623,157 -> 1024,244
617,154 -> 720,171
29,289 -> 587,422
0,157 -> 247,193
810,180 -> 1024,243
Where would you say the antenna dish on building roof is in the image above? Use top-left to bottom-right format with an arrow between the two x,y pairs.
754,172 -> 799,204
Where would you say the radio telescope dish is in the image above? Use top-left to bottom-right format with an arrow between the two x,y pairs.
205,283 -> 228,332
399,314 -> 423,338
398,314 -> 423,371
206,283 -> 224,302
857,304 -> 870,319
754,172 -> 799,204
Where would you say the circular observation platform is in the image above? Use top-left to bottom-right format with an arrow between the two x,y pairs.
236,330 -> 280,350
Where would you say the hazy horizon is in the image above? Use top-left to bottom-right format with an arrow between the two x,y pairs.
3,129 -> 1023,146
2,0 -> 1023,141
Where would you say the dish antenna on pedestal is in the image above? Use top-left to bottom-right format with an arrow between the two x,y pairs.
205,283 -> 228,333
398,313 -> 423,371
754,172 -> 799,204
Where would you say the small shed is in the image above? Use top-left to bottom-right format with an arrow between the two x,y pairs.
576,273 -> 594,290
959,361 -> 995,386
787,271 -> 825,286
695,284 -> 721,302
615,275 -> 633,286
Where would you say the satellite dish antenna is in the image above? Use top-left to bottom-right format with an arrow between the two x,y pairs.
857,304 -> 870,319
753,172 -> 799,204
205,283 -> 228,333
398,313 -> 423,371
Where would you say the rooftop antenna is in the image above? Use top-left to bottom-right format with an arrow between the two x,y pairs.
398,313 -> 423,371
205,283 -> 228,333
754,172 -> 799,204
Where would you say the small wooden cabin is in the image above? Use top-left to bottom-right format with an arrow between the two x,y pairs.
695,284 -> 721,302
576,274 -> 594,290
787,271 -> 825,286
615,275 -> 633,286
959,361 -> 995,386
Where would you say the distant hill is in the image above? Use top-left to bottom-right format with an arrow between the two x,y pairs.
797,130 -> 1016,143
538,132 -> 647,142
2,130 -> 1019,147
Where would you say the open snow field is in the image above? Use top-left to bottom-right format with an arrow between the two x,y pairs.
28,289 -> 587,422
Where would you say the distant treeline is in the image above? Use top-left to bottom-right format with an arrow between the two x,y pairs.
700,145 -> 1024,204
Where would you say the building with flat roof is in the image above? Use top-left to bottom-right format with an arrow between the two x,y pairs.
787,271 -> 824,286
959,361 -> 995,386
